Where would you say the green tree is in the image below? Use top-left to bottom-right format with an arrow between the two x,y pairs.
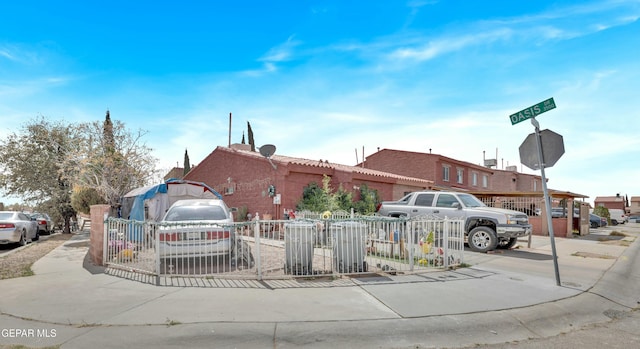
353,184 -> 380,215
296,175 -> 339,212
0,113 -> 158,229
333,184 -> 353,212
247,122 -> 255,152
0,117 -> 77,232
71,186 -> 106,214
296,181 -> 326,212
593,206 -> 610,223
295,176 -> 379,214
183,149 -> 191,176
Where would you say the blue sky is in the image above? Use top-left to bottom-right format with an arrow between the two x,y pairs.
1,0 -> 639,206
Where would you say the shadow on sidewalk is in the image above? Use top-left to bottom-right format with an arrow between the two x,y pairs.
498,249 -> 554,261
83,252 -> 106,275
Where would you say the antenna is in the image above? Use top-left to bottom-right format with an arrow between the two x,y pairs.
259,144 -> 277,170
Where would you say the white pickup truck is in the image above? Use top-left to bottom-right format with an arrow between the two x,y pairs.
376,191 -> 532,253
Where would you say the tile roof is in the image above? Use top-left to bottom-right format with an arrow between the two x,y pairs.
219,146 -> 433,185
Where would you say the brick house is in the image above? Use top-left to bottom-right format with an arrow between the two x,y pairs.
361,149 -> 543,195
491,167 -> 545,193
594,195 -> 627,211
184,145 -> 434,220
163,167 -> 185,181
361,149 -> 493,193
629,197 -> 640,215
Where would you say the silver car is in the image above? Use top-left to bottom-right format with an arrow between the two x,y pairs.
30,212 -> 54,235
158,199 -> 235,260
0,211 -> 39,246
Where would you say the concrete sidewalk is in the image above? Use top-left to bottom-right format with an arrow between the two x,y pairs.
1,225 -> 638,348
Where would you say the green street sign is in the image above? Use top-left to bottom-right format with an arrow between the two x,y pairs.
509,97 -> 556,125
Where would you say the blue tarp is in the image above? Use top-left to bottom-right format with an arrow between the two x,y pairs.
121,179 -> 222,222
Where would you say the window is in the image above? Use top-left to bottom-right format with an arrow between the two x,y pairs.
414,193 -> 435,207
482,175 -> 488,188
436,194 -> 459,207
443,165 -> 450,182
472,173 -> 478,186
457,168 -> 464,184
533,180 -> 538,191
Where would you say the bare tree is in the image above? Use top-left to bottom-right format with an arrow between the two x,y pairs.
68,111 -> 158,208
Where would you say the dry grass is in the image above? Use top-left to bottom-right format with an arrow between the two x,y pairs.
0,234 -> 73,280
0,344 -> 60,349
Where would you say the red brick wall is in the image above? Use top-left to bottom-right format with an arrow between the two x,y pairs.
185,147 -> 419,220
529,216 -> 570,237
185,148 -> 280,220
491,171 -> 517,192
89,204 -> 111,266
594,201 -> 626,211
364,150 -> 497,192
365,150 -> 437,183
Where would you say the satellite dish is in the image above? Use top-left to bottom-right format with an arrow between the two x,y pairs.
259,144 -> 276,158
259,144 -> 278,170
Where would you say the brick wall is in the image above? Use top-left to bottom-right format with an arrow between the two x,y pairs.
186,147 -> 280,219
184,146 -> 429,218
364,150 -> 498,192
89,204 -> 111,266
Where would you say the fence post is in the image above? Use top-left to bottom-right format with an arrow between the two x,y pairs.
443,219 -> 450,268
155,222 -> 161,286
102,218 -> 109,267
255,219 -> 262,280
407,219 -> 414,271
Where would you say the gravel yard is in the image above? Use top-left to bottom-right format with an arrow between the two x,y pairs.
0,233 -> 73,280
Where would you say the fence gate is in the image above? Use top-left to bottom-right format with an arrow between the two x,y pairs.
104,216 -> 465,284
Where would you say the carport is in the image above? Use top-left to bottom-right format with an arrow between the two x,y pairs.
471,190 -> 590,237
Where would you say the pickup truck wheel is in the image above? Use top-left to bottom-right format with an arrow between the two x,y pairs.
497,237 -> 517,249
468,227 -> 498,253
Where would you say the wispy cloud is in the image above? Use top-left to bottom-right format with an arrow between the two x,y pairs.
259,35 -> 301,63
241,36 -> 303,76
0,49 -> 16,61
389,28 -> 512,61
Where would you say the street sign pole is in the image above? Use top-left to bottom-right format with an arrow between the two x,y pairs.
531,117 -> 561,286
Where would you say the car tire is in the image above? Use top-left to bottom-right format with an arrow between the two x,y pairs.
497,237 -> 517,249
467,227 -> 498,253
19,230 -> 27,246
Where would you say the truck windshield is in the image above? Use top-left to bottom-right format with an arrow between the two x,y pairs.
458,194 -> 486,208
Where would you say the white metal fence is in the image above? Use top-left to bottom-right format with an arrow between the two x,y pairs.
478,196 -> 544,216
104,216 -> 465,283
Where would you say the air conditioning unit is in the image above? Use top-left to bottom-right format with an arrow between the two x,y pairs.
484,159 -> 497,167
505,165 -> 518,172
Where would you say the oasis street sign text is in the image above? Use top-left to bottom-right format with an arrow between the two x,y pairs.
509,98 -> 556,125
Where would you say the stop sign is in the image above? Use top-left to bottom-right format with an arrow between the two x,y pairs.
519,129 -> 565,170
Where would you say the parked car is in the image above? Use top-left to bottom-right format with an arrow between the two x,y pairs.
551,207 -> 566,218
30,212 -> 53,235
376,191 -> 531,252
628,215 -> 640,223
0,211 -> 39,246
608,209 -> 626,225
157,199 -> 253,267
589,214 -> 607,228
